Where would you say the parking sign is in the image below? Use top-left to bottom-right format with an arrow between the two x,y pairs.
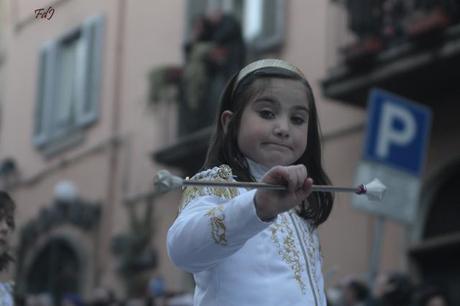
352,89 -> 432,223
364,89 -> 432,176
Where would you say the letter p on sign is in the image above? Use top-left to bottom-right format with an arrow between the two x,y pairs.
377,103 -> 416,158
364,89 -> 432,177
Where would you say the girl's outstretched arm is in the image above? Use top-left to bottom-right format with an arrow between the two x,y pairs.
167,167 -> 273,273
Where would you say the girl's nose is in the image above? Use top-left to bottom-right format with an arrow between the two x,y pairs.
273,118 -> 290,138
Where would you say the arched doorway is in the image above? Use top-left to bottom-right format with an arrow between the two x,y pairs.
409,162 -> 460,304
26,238 -> 81,304
16,199 -> 100,300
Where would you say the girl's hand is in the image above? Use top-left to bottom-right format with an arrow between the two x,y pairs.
254,165 -> 313,221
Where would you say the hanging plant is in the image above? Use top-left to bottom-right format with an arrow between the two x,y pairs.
148,66 -> 182,107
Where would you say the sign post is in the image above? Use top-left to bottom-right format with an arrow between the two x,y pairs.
352,88 -> 432,285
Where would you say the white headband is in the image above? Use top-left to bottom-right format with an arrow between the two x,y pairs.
235,59 -> 305,86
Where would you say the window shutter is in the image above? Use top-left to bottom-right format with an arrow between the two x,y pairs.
33,41 -> 57,147
77,15 -> 104,127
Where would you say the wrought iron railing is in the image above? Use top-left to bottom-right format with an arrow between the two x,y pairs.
326,0 -> 460,71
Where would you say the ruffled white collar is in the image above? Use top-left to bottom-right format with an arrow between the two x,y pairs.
246,158 -> 270,182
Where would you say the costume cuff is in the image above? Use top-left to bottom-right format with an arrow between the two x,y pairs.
224,189 -> 275,244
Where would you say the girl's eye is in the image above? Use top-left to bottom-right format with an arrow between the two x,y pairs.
291,116 -> 306,125
259,110 -> 275,119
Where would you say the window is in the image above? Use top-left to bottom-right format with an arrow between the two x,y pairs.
34,15 -> 104,152
185,0 -> 284,52
242,0 -> 283,50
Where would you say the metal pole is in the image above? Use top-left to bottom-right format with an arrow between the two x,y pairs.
368,215 -> 385,287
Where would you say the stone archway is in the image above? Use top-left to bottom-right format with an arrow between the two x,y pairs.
26,238 -> 81,301
409,159 -> 460,304
16,199 -> 101,300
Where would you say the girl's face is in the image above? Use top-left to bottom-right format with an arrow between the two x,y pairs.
0,213 -> 12,255
234,78 -> 310,168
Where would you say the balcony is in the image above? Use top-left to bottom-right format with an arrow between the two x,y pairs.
322,0 -> 460,107
152,127 -> 212,177
148,66 -> 218,176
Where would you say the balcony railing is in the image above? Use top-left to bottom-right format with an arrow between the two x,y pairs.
323,0 -> 460,106
148,65 -> 219,176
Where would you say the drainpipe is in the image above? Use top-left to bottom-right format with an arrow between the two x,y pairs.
97,0 -> 126,286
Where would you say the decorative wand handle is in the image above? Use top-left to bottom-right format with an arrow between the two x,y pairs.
154,170 -> 386,201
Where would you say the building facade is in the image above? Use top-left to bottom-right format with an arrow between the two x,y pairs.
0,0 -> 457,302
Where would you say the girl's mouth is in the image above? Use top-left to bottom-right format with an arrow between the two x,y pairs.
264,142 -> 291,150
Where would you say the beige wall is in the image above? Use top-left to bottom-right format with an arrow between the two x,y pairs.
1,0 -> 116,177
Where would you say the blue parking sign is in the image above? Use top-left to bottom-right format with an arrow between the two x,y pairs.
364,89 -> 432,176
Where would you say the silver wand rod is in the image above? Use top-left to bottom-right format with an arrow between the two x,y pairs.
155,170 -> 387,201
182,179 -> 360,193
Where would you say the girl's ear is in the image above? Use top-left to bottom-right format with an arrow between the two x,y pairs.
220,110 -> 233,134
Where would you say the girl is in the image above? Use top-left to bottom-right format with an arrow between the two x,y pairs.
0,191 -> 15,306
167,59 -> 334,306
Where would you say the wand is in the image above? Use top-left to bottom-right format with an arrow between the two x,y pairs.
154,170 -> 386,201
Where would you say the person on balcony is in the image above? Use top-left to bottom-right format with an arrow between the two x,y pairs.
181,8 -> 245,134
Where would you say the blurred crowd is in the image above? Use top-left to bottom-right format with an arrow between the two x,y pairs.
328,272 -> 450,306
14,288 -> 193,306
12,273 -> 450,306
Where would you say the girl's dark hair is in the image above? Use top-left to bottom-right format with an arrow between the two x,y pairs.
203,66 -> 334,226
0,191 -> 15,271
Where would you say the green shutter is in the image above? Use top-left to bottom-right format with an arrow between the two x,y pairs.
77,14 -> 104,127
33,41 -> 57,147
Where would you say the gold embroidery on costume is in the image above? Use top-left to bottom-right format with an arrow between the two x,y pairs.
270,214 -> 306,294
180,165 -> 238,212
298,216 -> 322,299
206,205 -> 227,245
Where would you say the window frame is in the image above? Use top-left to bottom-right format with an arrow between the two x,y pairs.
33,15 -> 104,154
243,0 -> 285,52
184,0 -> 285,54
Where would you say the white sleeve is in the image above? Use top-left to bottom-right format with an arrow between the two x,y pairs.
167,188 -> 273,273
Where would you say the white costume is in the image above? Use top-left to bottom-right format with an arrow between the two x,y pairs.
0,282 -> 13,306
167,161 -> 327,306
